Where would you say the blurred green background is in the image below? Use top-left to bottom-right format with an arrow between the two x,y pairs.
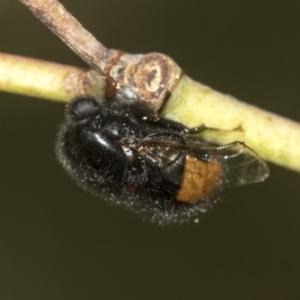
1,1 -> 300,299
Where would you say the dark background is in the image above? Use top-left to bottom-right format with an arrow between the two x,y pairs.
1,1 -> 300,299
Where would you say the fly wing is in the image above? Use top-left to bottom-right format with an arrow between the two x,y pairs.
140,134 -> 185,167
206,142 -> 269,188
182,141 -> 269,188
139,136 -> 269,189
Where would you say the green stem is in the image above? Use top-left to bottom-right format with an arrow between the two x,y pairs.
0,52 -> 105,101
162,76 -> 300,173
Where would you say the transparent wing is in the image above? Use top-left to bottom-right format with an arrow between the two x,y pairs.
139,136 -> 269,189
140,134 -> 185,167
204,142 -> 269,188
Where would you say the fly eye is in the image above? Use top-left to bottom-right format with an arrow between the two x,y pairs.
67,97 -> 99,121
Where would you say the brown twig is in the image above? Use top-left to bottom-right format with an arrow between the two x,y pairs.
18,0 -> 182,116
18,0 -> 118,73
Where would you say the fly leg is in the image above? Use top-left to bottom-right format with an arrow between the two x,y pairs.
156,117 -> 243,137
188,124 -> 243,135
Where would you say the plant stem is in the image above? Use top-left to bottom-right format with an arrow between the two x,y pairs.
2,0 -> 296,173
162,76 -> 300,172
0,52 -> 105,101
18,0 -> 119,73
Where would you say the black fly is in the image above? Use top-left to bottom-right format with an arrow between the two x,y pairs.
56,96 -> 269,225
